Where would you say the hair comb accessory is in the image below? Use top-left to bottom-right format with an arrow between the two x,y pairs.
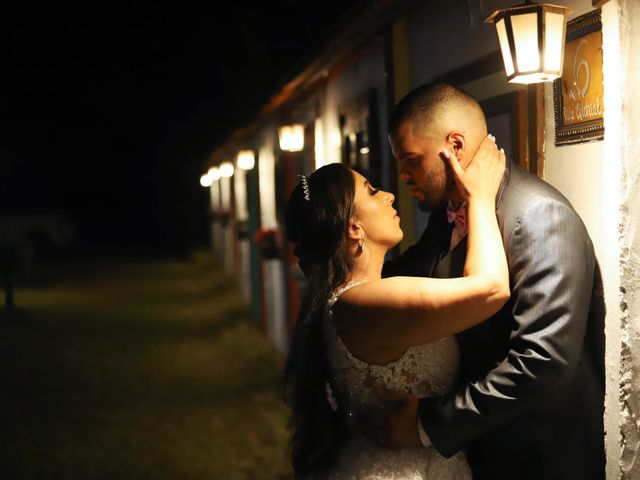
298,174 -> 311,201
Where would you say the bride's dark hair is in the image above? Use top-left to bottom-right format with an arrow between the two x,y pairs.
283,162 -> 356,478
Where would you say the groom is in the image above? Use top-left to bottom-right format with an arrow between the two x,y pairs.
378,83 -> 605,480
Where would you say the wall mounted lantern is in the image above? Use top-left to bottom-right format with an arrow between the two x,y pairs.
236,150 -> 255,171
486,1 -> 573,84
200,173 -> 213,187
278,124 -> 305,152
208,166 -> 221,181
219,161 -> 235,178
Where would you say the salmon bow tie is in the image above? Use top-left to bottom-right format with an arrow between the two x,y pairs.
446,201 -> 468,236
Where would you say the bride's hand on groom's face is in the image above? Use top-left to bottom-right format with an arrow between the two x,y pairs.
443,134 -> 505,203
357,388 -> 421,449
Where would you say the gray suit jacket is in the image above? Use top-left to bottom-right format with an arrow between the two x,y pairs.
383,161 -> 605,480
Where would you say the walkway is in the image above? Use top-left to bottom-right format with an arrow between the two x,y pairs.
0,252 -> 291,479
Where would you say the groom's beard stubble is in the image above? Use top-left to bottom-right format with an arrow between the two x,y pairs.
414,166 -> 455,213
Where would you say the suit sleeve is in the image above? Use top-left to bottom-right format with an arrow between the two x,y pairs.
419,197 -> 596,457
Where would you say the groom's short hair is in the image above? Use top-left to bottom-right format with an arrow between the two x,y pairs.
389,83 -> 487,139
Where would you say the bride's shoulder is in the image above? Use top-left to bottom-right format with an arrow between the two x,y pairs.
333,276 -> 422,310
331,279 -> 375,303
330,281 -> 368,318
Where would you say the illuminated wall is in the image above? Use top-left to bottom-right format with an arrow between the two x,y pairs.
540,0 -> 610,466
542,0 -> 640,477
409,0 -> 639,476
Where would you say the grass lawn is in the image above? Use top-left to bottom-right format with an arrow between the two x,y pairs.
0,252 -> 292,479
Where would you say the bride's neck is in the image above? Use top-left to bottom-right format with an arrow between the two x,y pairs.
349,244 -> 385,283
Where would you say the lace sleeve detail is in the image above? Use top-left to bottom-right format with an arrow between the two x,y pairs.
319,282 -> 469,480
324,282 -> 460,409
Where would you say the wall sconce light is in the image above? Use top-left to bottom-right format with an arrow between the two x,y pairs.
486,1 -> 573,84
236,150 -> 255,171
219,161 -> 235,178
278,124 -> 305,152
208,166 -> 221,182
200,173 -> 213,187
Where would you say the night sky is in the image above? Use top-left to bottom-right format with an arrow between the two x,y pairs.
5,1 -> 359,255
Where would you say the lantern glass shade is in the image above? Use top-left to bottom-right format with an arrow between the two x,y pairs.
486,3 -> 573,84
219,161 -> 235,178
496,19 -> 515,76
512,12 -> 540,72
544,12 -> 565,72
278,124 -> 305,152
237,150 -> 255,171
200,173 -> 213,187
208,166 -> 221,181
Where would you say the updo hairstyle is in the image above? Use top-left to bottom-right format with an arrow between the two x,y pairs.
283,162 -> 357,478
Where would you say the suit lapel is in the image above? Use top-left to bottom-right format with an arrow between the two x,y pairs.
432,160 -> 512,280
422,205 -> 454,277
433,236 -> 467,279
496,159 -> 511,211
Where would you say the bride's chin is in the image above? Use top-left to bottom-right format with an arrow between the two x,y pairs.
381,232 -> 403,252
389,235 -> 403,249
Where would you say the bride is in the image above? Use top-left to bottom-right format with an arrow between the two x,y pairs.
283,135 -> 507,479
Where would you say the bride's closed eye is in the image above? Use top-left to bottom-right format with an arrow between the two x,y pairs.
363,179 -> 379,195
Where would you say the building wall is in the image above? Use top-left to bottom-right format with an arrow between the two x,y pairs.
541,0 -> 640,477
231,2 -> 639,473
321,39 -> 390,181
410,0 -> 512,83
409,0 -> 639,477
538,0 -> 611,470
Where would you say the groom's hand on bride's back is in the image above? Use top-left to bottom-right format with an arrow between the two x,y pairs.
358,388 -> 421,449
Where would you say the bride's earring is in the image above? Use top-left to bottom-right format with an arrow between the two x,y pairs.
358,237 -> 365,252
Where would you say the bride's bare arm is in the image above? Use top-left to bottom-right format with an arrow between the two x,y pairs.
334,137 -> 509,359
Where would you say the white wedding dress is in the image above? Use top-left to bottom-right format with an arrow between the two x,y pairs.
309,283 -> 471,480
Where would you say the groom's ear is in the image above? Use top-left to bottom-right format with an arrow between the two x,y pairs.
446,132 -> 466,161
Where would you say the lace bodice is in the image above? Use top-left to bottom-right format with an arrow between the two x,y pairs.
312,282 -> 471,480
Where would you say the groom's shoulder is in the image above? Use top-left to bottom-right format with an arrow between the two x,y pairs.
497,162 -> 593,248
500,162 -> 575,217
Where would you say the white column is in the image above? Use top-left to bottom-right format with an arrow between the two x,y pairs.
259,132 -> 288,353
264,260 -> 288,354
210,181 -> 222,253
259,139 -> 277,229
234,168 -> 251,302
220,176 -> 234,276
220,176 -> 231,211
233,168 -> 248,222
602,1 -> 640,478
314,117 -> 325,169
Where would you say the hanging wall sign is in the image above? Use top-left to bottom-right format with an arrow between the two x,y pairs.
553,9 -> 604,146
